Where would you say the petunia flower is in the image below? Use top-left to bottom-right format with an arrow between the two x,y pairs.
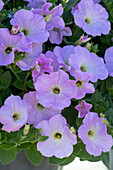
0,95 -> 30,132
24,91 -> 61,127
104,47 -> 113,77
23,0 -> 46,9
72,70 -> 95,99
33,3 -> 65,31
75,100 -> 92,118
37,114 -> 77,158
10,9 -> 49,45
78,112 -> 113,156
69,46 -> 108,82
72,0 -> 111,36
49,27 -> 72,44
0,0 -> 4,11
32,53 -> 53,83
16,43 -> 42,71
45,51 -> 60,72
54,45 -> 75,73
0,28 -> 31,66
34,69 -> 74,110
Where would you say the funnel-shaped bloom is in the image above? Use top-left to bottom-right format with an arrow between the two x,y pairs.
33,3 -> 64,31
0,28 -> 31,66
37,114 -> 77,158
24,91 -> 61,127
78,112 -> 113,156
72,0 -> 111,36
24,0 -> 46,9
0,95 -> 30,132
0,0 -> 4,11
17,43 -> 42,71
69,46 -> 108,82
10,9 -> 49,45
75,100 -> 92,118
35,69 -> 74,110
104,47 -> 113,77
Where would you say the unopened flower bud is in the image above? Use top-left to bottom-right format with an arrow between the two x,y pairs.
23,124 -> 30,135
100,113 -> 104,117
75,35 -> 91,46
11,25 -> 20,35
85,42 -> 91,49
70,126 -> 76,134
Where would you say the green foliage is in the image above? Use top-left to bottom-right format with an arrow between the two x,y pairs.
0,147 -> 17,165
101,152 -> 110,169
25,146 -> 44,166
64,0 -> 79,12
0,71 -> 12,90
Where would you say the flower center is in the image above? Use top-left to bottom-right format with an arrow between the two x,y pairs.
5,47 -> 12,54
13,113 -> 20,121
76,80 -> 82,87
22,29 -> 29,36
37,103 -> 45,110
53,87 -> 60,94
88,130 -> 94,137
54,132 -> 62,139
45,14 -> 52,22
80,65 -> 86,72
85,18 -> 90,24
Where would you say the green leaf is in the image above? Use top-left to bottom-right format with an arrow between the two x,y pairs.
49,156 -> 67,165
13,79 -> 25,90
17,142 -> 31,149
101,152 -> 110,169
27,79 -> 35,89
63,10 -> 73,25
0,147 -> 17,165
1,143 -> 16,150
25,146 -> 44,166
60,155 -> 75,166
1,88 -> 12,102
0,71 -> 12,90
0,67 -> 3,76
64,0 -> 79,12
61,105 -> 78,127
76,142 -> 91,159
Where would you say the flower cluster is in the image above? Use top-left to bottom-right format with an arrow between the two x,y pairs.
0,0 -> 113,167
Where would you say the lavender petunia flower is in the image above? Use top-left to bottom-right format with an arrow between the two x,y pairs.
24,0 -> 46,9
35,69 -> 74,110
69,46 -> 108,82
10,9 -> 49,45
0,28 -> 31,66
54,45 -> 75,73
45,51 -> 60,72
0,0 -> 4,11
75,100 -> 92,118
0,95 -> 30,132
72,0 -> 111,36
49,27 -> 72,44
32,53 -> 53,83
17,43 -> 42,71
93,0 -> 101,3
104,47 -> 113,77
24,91 -> 61,127
37,114 -> 77,158
33,3 -> 65,31
72,70 -> 95,99
78,112 -> 113,156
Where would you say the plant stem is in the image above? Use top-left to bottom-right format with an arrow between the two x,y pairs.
8,65 -> 23,83
24,71 -> 31,86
